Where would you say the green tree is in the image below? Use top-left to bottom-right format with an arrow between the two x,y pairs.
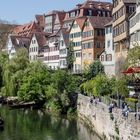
17,62 -> 51,102
81,74 -> 112,97
84,60 -> 104,80
3,48 -> 29,96
112,78 -> 129,97
125,45 -> 140,68
66,41 -> 75,72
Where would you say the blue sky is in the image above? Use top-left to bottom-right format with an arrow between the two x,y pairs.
0,0 -> 111,24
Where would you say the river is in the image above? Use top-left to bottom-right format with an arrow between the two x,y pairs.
0,106 -> 101,140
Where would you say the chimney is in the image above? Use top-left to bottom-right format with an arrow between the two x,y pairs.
89,2 -> 94,8
105,4 -> 112,10
98,3 -> 103,9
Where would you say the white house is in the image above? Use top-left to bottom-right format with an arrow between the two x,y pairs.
29,33 -> 46,62
7,35 -> 30,59
69,18 -> 86,73
100,21 -> 115,77
129,1 -> 140,49
43,32 -> 60,69
59,28 -> 69,69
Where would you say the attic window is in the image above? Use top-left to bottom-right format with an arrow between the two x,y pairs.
23,27 -> 26,30
28,25 -> 31,28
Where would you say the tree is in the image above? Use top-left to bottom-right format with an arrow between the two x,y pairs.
125,45 -> 140,68
81,74 -> 113,97
0,21 -> 16,50
83,60 -> 104,80
17,61 -> 51,102
66,41 -> 75,72
2,48 -> 29,96
0,52 -> 9,88
112,78 -> 129,97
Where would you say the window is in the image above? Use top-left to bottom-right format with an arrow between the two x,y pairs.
89,53 -> 92,58
101,55 -> 104,61
70,12 -> 76,17
32,40 -> 36,44
96,41 -> 101,48
88,10 -> 92,16
107,40 -> 110,47
106,54 -> 112,61
82,42 -> 93,49
84,21 -> 89,26
75,52 -> 81,57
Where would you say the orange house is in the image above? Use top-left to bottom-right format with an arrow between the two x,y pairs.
81,16 -> 112,70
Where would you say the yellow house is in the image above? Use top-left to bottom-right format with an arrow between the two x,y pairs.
69,17 -> 86,73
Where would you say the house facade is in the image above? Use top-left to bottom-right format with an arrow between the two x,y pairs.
100,21 -> 115,77
112,0 -> 136,77
43,33 -> 60,69
29,33 -> 46,62
129,1 -> 140,49
69,18 -> 86,73
7,35 -> 30,59
29,34 -> 38,61
82,16 -> 111,70
81,17 -> 94,70
59,28 -> 69,69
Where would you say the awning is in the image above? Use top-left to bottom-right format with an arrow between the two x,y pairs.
122,66 -> 140,74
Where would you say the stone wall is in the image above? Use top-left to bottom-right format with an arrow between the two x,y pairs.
77,94 -> 140,140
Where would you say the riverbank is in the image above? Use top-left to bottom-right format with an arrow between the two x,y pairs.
77,94 -> 140,140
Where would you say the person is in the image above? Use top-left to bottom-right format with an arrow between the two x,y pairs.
125,110 -> 129,118
138,112 -> 140,120
109,104 -> 113,113
90,97 -> 93,104
122,102 -> 126,110
135,113 -> 137,120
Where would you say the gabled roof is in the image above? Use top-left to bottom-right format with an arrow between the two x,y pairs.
10,35 -> 30,49
60,28 -> 70,47
88,16 -> 112,28
75,17 -> 87,30
69,17 -> 87,32
34,32 -> 47,47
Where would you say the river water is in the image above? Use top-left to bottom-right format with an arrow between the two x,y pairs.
0,106 -> 101,140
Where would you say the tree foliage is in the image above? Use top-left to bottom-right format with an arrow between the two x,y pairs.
81,74 -> 112,97
0,48 -> 80,114
83,60 -> 104,80
125,45 -> 140,68
66,41 -> 75,72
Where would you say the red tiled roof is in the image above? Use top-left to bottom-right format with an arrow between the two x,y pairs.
12,22 -> 42,37
88,16 -> 112,28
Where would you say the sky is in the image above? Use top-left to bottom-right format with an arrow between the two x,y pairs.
0,0 -> 111,24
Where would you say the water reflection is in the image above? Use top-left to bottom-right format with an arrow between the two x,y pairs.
0,106 -> 101,140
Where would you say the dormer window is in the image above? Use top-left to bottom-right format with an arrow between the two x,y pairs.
88,10 -> 92,16
70,12 -> 76,18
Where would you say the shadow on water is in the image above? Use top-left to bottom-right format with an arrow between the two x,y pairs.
0,106 -> 101,140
